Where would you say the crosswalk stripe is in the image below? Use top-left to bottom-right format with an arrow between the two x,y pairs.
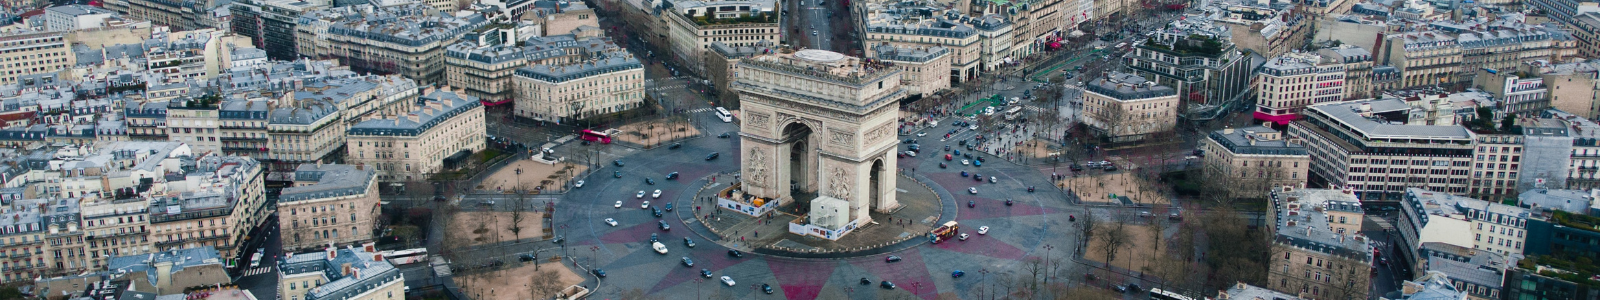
242,266 -> 275,277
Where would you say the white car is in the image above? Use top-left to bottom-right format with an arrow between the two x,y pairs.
904,151 -> 917,157
961,159 -> 970,165
652,190 -> 663,198
968,187 -> 978,194
978,226 -> 990,235
969,125 -> 978,130
636,191 -> 646,198
958,233 -> 969,241
604,218 -> 618,226
720,276 -> 736,286
642,201 -> 651,209
653,242 -> 669,254
917,132 -> 926,137
574,180 -> 585,188
614,201 -> 623,208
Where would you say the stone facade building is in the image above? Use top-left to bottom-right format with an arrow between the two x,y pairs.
278,163 -> 379,251
1266,186 -> 1373,300
1079,72 -> 1179,143
345,88 -> 486,181
1199,125 -> 1310,198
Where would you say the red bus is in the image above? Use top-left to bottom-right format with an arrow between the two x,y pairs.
929,221 -> 960,243
580,129 -> 612,144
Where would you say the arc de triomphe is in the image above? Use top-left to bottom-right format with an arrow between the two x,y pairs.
733,49 -> 905,227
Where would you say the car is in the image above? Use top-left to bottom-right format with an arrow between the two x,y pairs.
614,201 -> 623,208
642,201 -> 651,209
667,172 -> 679,180
1168,213 -> 1182,220
902,138 -> 915,144
1005,199 -> 1014,206
604,218 -> 618,226
650,233 -> 659,242
1100,160 -> 1111,166
1069,164 -> 1083,171
904,151 -> 917,157
718,132 -> 732,138
961,171 -> 969,177
1114,285 -> 1128,293
574,180 -> 585,188
636,191 -> 646,198
645,178 -> 656,185
665,203 -> 674,211
762,283 -> 774,294
652,208 -> 663,217
1139,211 -> 1152,218
939,162 -> 947,168
614,171 -> 622,178
886,255 -> 902,263
1028,186 -> 1036,192
681,257 -> 694,267
989,176 -> 997,183
1125,283 -> 1142,293
962,159 -> 970,165
1104,164 -> 1118,171
953,270 -> 966,278
668,143 -> 682,149
944,145 -> 951,151
684,237 -> 696,247
973,174 -> 983,181
969,125 -> 978,130
916,132 -> 926,137
480,200 -> 495,206
812,30 -> 818,35
968,200 -> 975,208
969,187 -> 978,194
614,160 -> 624,167
701,269 -> 714,278
652,190 -> 663,198
520,253 -> 536,262
908,144 -> 920,152
706,152 -> 720,160
728,250 -> 744,258
659,220 -> 670,230
880,281 -> 896,289
978,226 -> 990,235
974,160 -> 982,167
958,233 -> 969,241
592,269 -> 607,277
653,242 -> 668,254
945,154 -> 953,161
720,276 -> 736,286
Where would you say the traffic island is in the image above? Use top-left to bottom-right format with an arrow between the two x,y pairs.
685,175 -> 947,258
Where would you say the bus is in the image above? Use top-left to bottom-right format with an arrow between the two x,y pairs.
579,129 -> 612,144
714,107 -> 733,123
1003,106 -> 1024,121
1149,288 -> 1196,300
384,248 -> 429,265
928,221 -> 960,243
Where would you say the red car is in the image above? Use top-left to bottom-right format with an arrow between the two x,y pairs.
945,154 -> 953,161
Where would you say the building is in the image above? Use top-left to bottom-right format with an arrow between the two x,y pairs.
148,155 -> 266,259
659,0 -> 780,76
1199,125 -> 1310,198
231,0 -> 332,61
1253,52 -> 1348,124
1195,0 -> 1312,58
345,87 -> 486,182
522,0 -> 597,36
1527,0 -> 1600,29
858,2 -> 982,82
870,45 -> 951,98
277,164 -> 379,252
1396,188 -> 1532,281
1378,32 -> 1461,90
278,244 -> 405,300
0,30 -> 74,86
43,5 -> 117,32
298,3 -> 489,85
1265,186 -> 1373,300
1384,271 -> 1473,300
1318,45 -> 1375,100
510,47 -> 643,123
704,41 -> 778,106
105,247 -> 230,294
1078,72 -> 1179,143
0,198 -> 47,282
1502,256 -> 1600,300
1288,98 -> 1475,200
80,196 -> 153,271
1127,17 -> 1253,121
1573,12 -> 1600,59
1215,282 -> 1310,299
449,26 -> 636,106
1473,68 -> 1550,116
1415,242 -> 1509,299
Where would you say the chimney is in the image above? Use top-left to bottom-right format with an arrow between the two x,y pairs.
1223,127 -> 1234,134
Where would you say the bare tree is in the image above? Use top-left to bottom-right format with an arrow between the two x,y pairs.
1096,212 -> 1131,269
1076,210 -> 1100,256
510,189 -> 529,240
529,269 -> 563,299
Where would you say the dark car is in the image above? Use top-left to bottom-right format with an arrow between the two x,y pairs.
944,145 -> 951,151
614,171 -> 622,178
667,172 -> 679,180
592,269 -> 607,277
650,233 -> 658,242
885,255 -> 901,263
952,270 -> 966,278
961,171 -> 969,177
701,269 -> 713,278
1069,164 -> 1083,171
684,237 -> 696,247
718,132 -> 732,138
1028,186 -> 1035,192
860,278 -> 871,285
668,143 -> 682,149
728,250 -> 744,258
762,283 -> 773,294
652,208 -> 663,217
1105,164 -> 1118,171
646,178 -> 656,185
706,152 -> 720,160
1005,199 -> 1014,206
659,220 -> 671,231
614,160 -> 624,167
880,281 -> 896,289
681,257 -> 694,267
902,138 -> 915,144
520,254 -> 536,262
939,162 -> 947,168
664,203 -> 674,211
908,144 -> 920,151
1125,283 -> 1142,293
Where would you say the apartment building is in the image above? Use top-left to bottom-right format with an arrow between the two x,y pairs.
1318,46 -> 1375,100
148,155 -> 265,259
231,0 -> 332,61
1289,98 -> 1476,200
660,0 -> 780,76
858,3 -> 982,83
1379,32 -> 1461,90
165,95 -> 223,154
346,88 -> 486,181
278,164 -> 378,251
1265,187 -> 1373,300
1078,72 -> 1179,143
1527,0 -> 1599,29
1521,61 -> 1599,119
40,199 -> 86,277
80,197 -> 152,270
704,41 -> 779,105
1127,18 -> 1253,120
511,53 -> 644,122
219,99 -> 270,157
1215,282 -> 1309,300
105,246 -> 230,294
870,45 -> 951,98
1253,52 -> 1348,124
0,202 -> 46,282
43,5 -> 117,32
523,0 -> 598,36
1573,12 -> 1600,59
1433,23 -> 1553,85
1199,126 -> 1310,198
145,30 -> 216,82
447,27 -> 628,104
997,0 -> 1071,58
1397,188 -> 1532,280
0,30 -> 74,86
1415,242 -> 1509,299
279,245 -> 405,300
303,3 -> 489,85
1473,68 -> 1549,116
1197,1 -> 1312,58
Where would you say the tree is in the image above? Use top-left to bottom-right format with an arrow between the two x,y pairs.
1201,205 -> 1270,291
529,269 -> 563,299
1076,210 -> 1100,256
510,191 -> 528,240
1095,212 -> 1131,269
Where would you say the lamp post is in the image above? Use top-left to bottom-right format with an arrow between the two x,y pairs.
979,268 -> 990,300
1044,244 -> 1056,286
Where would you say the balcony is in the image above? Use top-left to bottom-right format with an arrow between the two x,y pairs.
223,147 -> 269,153
221,136 -> 268,142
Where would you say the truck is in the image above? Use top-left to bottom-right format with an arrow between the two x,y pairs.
557,285 -> 591,300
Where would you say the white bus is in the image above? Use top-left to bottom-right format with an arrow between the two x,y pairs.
1003,106 -> 1024,120
1149,288 -> 1196,300
714,107 -> 733,123
383,248 -> 429,265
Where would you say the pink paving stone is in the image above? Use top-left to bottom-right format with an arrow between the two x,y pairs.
928,233 -> 1027,260
850,249 -> 937,300
767,258 -> 835,300
953,194 -> 1059,220
598,221 -> 665,244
